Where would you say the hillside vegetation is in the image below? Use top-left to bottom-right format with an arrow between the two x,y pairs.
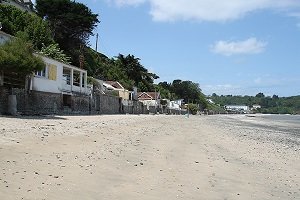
211,93 -> 300,114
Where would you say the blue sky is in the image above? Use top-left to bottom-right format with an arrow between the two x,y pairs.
76,0 -> 299,96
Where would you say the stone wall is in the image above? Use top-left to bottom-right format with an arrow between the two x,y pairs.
122,99 -> 133,114
13,89 -> 62,115
0,88 -> 91,115
0,87 -> 9,114
0,88 -> 189,116
168,108 -> 188,115
122,100 -> 148,114
148,106 -> 157,114
94,94 -> 121,114
71,94 -> 90,114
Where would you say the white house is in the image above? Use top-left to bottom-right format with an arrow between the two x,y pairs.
224,105 -> 249,113
92,79 -> 132,100
251,104 -> 261,110
103,81 -> 131,100
168,99 -> 184,110
32,54 -> 89,96
0,30 -> 89,96
207,99 -> 214,104
138,92 -> 160,108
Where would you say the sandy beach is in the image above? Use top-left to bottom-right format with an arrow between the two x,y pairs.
0,114 -> 299,200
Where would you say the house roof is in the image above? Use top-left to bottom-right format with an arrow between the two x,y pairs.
138,92 -> 160,100
104,81 -> 124,90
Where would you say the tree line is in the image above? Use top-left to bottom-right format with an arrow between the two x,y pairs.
210,93 -> 300,114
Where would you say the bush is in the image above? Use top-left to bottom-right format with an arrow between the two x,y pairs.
0,38 -> 45,75
188,104 -> 198,115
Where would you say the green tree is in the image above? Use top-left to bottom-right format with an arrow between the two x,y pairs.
154,84 -> 171,99
36,0 -> 99,65
255,92 -> 265,98
0,38 -> 45,76
115,54 -> 159,91
39,43 -> 71,64
171,80 -> 203,103
158,80 -> 208,109
0,4 -> 54,49
187,104 -> 199,115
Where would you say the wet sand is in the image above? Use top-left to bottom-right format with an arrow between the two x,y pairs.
0,114 -> 299,200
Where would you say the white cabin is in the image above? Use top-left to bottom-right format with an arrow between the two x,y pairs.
32,55 -> 89,95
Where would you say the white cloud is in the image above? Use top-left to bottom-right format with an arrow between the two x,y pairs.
108,0 -> 300,22
210,38 -> 267,56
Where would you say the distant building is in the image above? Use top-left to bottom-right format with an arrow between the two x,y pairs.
207,99 -> 214,104
251,104 -> 261,110
91,80 -> 132,100
168,99 -> 184,110
224,105 -> 249,113
0,0 -> 34,13
138,92 -> 160,108
103,81 -> 131,100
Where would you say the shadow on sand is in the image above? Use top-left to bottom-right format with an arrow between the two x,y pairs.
0,114 -> 68,120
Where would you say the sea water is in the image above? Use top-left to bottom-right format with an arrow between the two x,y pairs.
245,114 -> 300,137
259,114 -> 300,124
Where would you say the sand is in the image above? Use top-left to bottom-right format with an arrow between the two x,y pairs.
0,114 -> 299,200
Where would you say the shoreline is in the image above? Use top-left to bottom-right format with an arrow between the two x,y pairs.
0,115 -> 299,199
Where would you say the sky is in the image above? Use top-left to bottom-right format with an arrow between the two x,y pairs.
58,0 -> 300,96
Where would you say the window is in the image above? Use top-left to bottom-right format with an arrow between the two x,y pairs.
73,71 -> 80,87
36,66 -> 47,78
82,73 -> 86,87
63,67 -> 71,85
